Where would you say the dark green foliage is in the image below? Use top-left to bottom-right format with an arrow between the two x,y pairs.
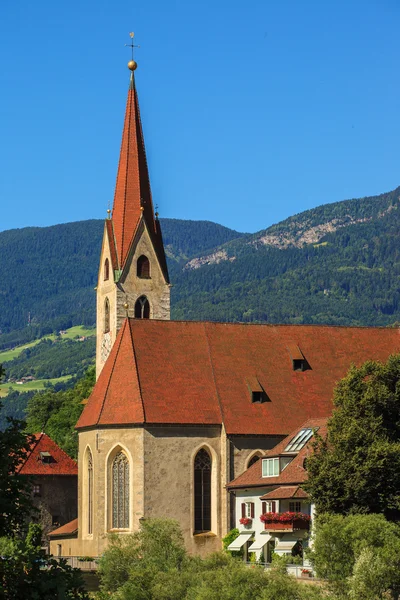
3,337 -> 95,380
0,523 -> 89,599
305,354 -> 400,518
97,518 -> 325,600
310,514 -> 400,599
25,367 -> 95,458
0,218 -> 242,338
0,405 -> 34,538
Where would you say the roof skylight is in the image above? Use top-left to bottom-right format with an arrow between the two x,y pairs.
284,428 -> 315,452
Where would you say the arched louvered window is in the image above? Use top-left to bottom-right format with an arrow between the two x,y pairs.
137,255 -> 150,279
134,295 -> 150,319
87,450 -> 93,535
104,258 -> 110,281
112,452 -> 129,529
194,449 -> 212,532
104,298 -> 110,333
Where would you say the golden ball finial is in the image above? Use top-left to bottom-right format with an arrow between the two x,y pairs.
124,302 -> 129,310
128,60 -> 137,71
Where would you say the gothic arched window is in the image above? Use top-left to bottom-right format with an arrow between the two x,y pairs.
194,448 -> 212,532
112,452 -> 129,529
104,298 -> 110,333
134,296 -> 150,319
104,258 -> 110,281
87,449 -> 93,535
137,255 -> 150,279
247,453 -> 262,469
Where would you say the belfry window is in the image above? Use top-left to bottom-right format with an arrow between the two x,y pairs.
112,452 -> 129,529
134,296 -> 150,319
104,258 -> 110,281
104,298 -> 110,333
194,449 -> 212,532
137,255 -> 150,279
87,450 -> 93,535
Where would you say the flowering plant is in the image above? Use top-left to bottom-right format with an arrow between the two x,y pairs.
260,511 -> 311,524
239,517 -> 252,526
301,569 -> 311,575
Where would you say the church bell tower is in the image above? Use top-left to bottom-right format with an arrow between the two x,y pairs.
96,51 -> 170,378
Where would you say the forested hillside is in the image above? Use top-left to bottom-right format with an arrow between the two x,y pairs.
1,186 -> 400,341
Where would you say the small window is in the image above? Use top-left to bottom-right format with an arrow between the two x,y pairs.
247,454 -> 261,468
245,502 -> 253,518
52,515 -> 60,527
134,296 -> 150,319
263,500 -> 277,513
262,458 -> 279,478
246,377 -> 269,403
33,484 -> 41,496
40,451 -> 52,464
104,298 -> 110,333
280,456 -> 293,471
289,501 -> 301,513
137,255 -> 150,279
293,359 -> 306,371
104,258 -> 110,281
285,428 -> 315,452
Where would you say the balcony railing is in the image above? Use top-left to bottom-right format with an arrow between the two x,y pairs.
54,556 -> 99,571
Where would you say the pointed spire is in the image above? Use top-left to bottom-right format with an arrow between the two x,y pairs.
112,67 -> 158,268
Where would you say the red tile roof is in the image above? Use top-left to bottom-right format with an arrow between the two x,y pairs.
16,433 -> 78,476
260,486 -> 308,500
77,320 -> 400,435
227,418 -> 328,489
110,74 -> 169,280
49,518 -> 78,538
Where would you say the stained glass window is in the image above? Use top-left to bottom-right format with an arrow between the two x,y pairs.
112,452 -> 129,529
88,450 -> 93,534
194,449 -> 211,532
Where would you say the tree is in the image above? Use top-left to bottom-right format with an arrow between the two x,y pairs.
305,354 -> 400,517
309,513 -> 400,599
0,404 -> 35,538
0,523 -> 89,599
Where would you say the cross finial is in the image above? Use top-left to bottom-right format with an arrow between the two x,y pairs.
125,32 -> 140,71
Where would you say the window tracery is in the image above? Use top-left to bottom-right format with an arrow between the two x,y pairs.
194,448 -> 211,532
112,452 -> 129,529
134,295 -> 150,319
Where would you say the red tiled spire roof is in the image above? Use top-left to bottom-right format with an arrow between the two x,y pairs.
16,433 -> 78,476
77,320 -> 400,434
111,73 -> 169,280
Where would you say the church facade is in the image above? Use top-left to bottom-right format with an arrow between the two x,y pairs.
50,61 -> 400,558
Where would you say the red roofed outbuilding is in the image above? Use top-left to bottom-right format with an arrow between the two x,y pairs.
18,433 -> 77,549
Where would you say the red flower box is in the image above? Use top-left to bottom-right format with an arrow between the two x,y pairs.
260,512 -> 310,532
239,517 -> 252,526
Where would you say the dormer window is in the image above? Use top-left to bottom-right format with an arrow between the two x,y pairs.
284,428 -> 315,452
287,343 -> 309,372
246,377 -> 269,403
262,457 -> 279,477
40,451 -> 52,464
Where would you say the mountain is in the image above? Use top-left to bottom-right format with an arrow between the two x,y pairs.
1,186 -> 400,344
173,186 -> 400,326
0,218 -> 244,338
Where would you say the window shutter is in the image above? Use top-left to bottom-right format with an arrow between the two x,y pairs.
272,501 -> 276,513
241,503 -> 246,518
251,503 -> 255,518
262,501 -> 266,514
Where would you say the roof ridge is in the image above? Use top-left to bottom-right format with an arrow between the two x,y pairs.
127,319 -> 146,422
97,319 -> 128,425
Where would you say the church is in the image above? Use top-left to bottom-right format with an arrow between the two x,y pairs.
50,57 -> 400,558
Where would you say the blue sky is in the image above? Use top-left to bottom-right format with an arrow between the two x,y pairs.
1,0 -> 399,233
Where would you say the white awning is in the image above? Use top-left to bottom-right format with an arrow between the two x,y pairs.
227,532 -> 253,551
248,533 -> 272,552
274,534 -> 299,554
